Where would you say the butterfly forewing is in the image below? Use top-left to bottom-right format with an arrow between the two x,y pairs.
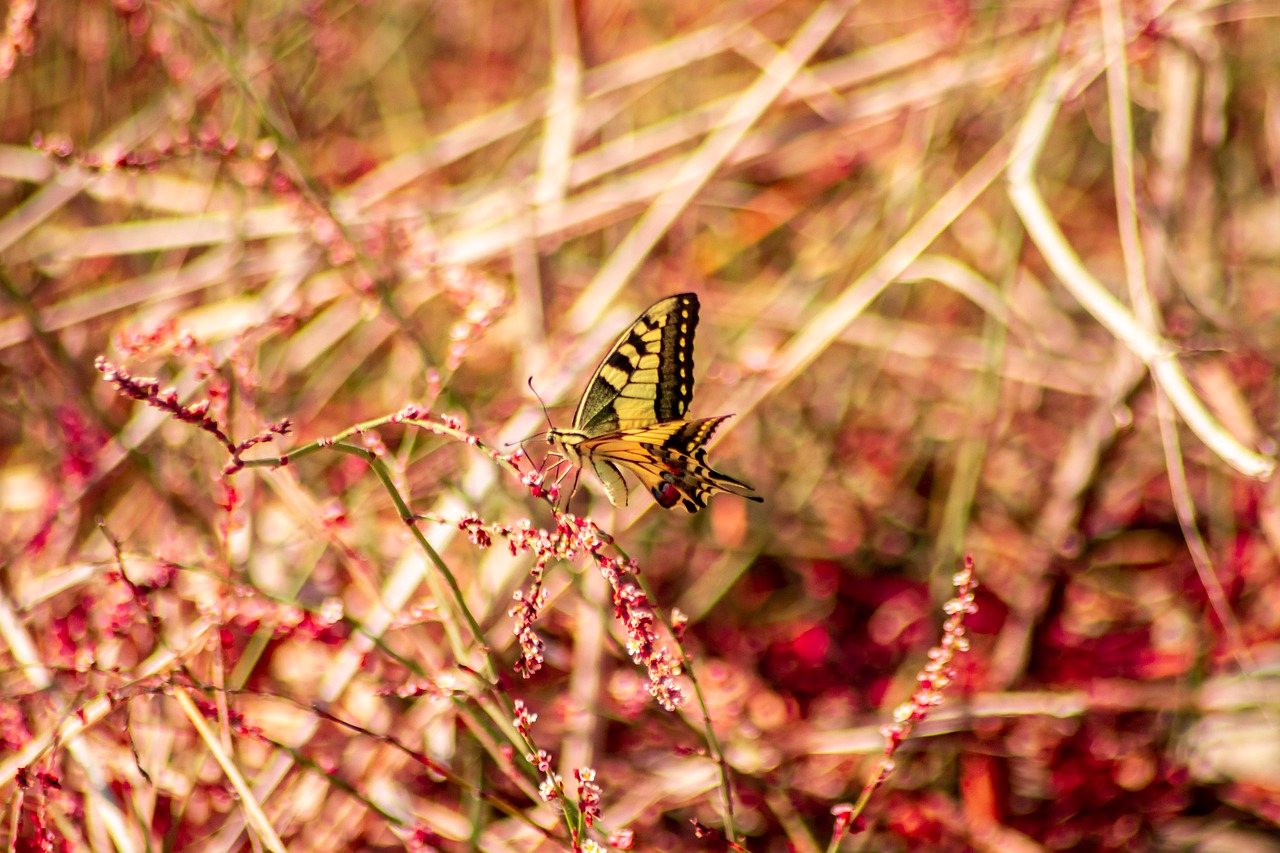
572,293 -> 698,435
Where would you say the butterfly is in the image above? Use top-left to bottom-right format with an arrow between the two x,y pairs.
545,293 -> 762,512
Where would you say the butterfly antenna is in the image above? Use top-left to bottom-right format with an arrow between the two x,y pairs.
519,377 -> 577,509
526,377 -> 555,430
505,430 -> 550,449
502,378 -> 558,449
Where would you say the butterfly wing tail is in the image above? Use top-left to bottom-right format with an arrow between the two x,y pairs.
640,417 -> 763,512
647,447 -> 762,512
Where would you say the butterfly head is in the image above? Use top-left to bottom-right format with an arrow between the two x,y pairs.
545,427 -> 585,465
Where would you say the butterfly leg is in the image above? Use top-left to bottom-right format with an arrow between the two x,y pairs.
540,451 -> 582,511
550,461 -> 582,510
540,450 -> 565,476
559,465 -> 581,512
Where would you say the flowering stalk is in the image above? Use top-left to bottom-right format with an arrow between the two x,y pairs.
828,557 -> 979,849
95,356 -> 291,475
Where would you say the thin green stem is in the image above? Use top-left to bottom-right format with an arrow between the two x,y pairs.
328,442 -> 496,683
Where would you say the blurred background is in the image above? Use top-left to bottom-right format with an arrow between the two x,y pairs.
3,1 -> 1280,851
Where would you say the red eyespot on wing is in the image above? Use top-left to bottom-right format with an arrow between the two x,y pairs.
652,481 -> 681,508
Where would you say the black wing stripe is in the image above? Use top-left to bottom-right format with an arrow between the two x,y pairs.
661,416 -> 724,457
605,348 -> 636,377
656,294 -> 698,421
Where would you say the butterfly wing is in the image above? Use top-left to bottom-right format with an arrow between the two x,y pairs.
547,293 -> 760,511
578,417 -> 762,512
572,293 -> 698,436
589,458 -> 631,508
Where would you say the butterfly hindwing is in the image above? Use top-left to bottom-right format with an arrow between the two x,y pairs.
546,293 -> 760,512
577,417 -> 762,512
590,459 -> 630,508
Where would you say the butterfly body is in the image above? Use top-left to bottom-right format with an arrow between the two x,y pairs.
546,293 -> 762,512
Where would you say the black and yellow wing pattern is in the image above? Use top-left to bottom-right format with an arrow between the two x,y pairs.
547,293 -> 762,512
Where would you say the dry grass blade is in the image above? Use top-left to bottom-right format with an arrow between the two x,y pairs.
1008,59 -> 1274,481
172,689 -> 287,853
566,3 -> 849,329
